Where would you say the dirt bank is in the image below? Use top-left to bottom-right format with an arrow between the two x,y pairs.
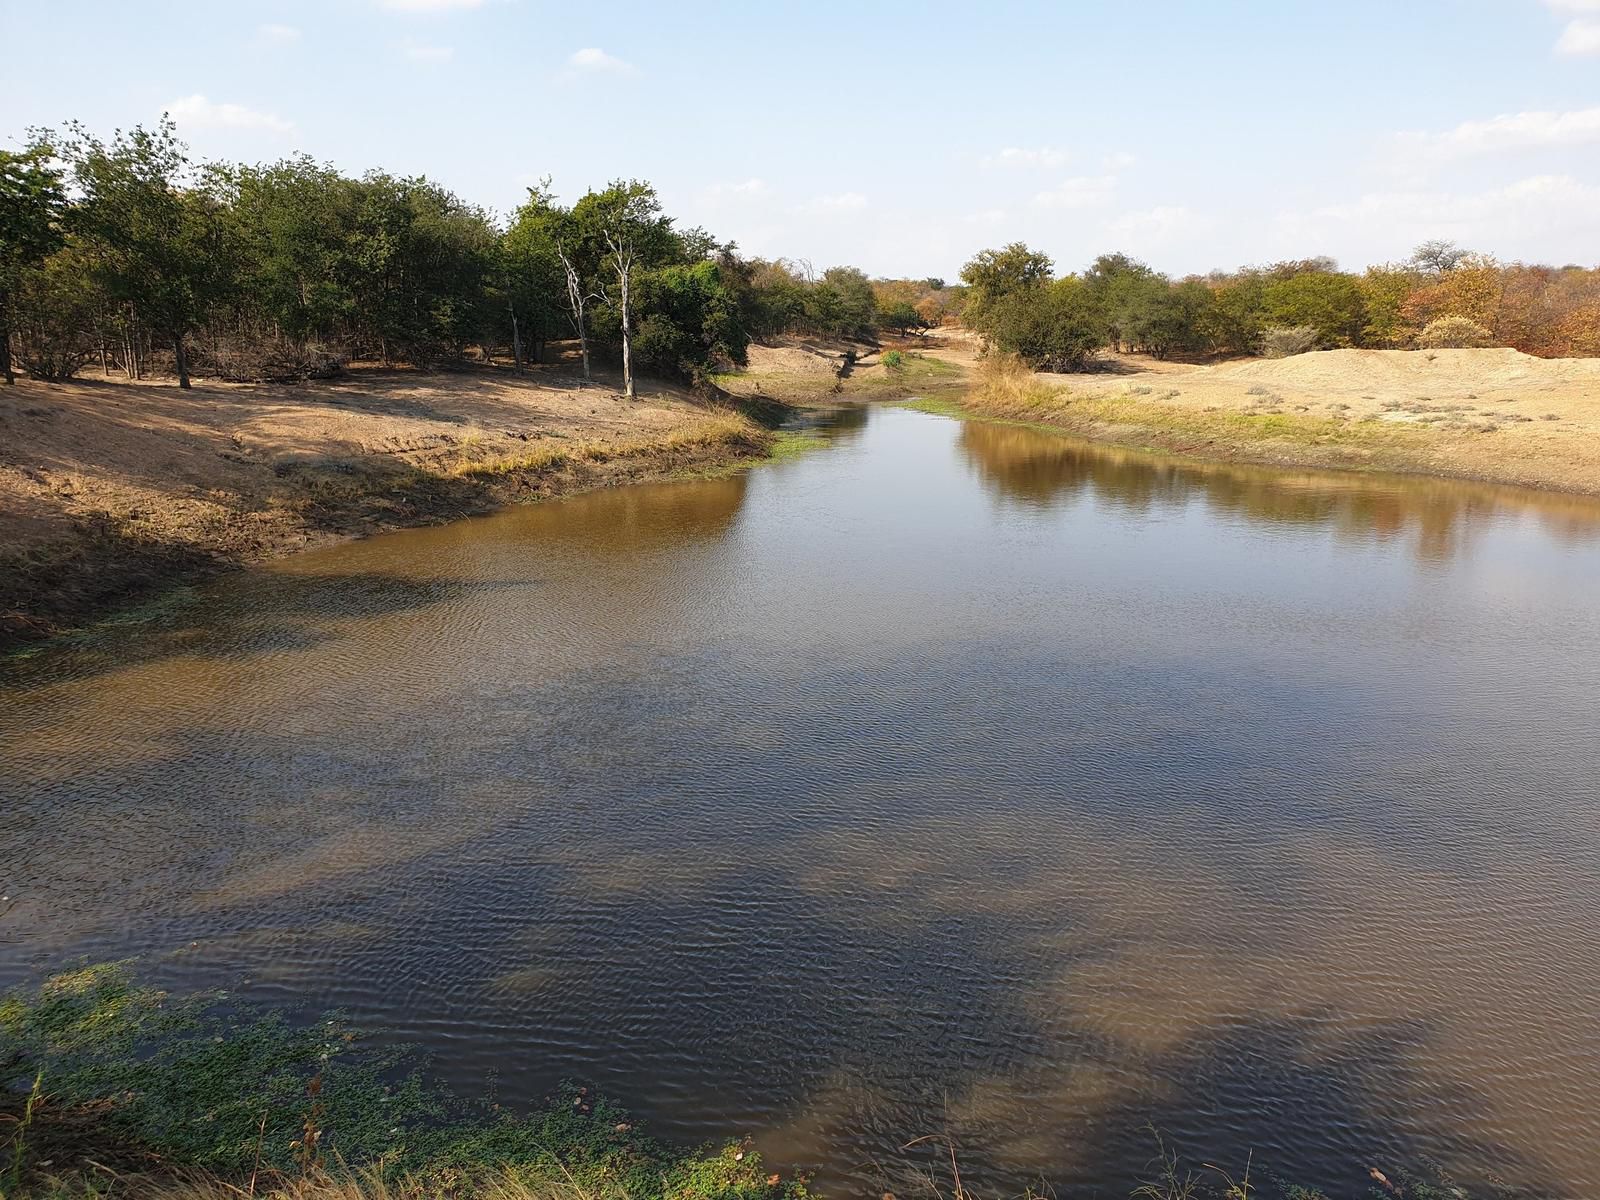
0,362 -> 772,653
925,330 -> 1600,494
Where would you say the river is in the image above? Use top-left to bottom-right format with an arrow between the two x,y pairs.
4,403 -> 1599,1197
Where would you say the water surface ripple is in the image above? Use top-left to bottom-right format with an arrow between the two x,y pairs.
4,406 -> 1600,1197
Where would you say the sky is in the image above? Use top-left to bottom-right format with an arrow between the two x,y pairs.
3,0 -> 1598,280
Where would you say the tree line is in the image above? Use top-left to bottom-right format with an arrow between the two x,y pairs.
958,241 -> 1600,371
0,119 -> 926,390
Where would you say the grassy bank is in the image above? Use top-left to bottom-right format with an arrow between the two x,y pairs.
926,355 -> 1437,479
929,349 -> 1600,494
0,964 -> 808,1200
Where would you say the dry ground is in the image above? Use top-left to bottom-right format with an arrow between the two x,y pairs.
0,361 -> 768,649
714,334 -> 966,402
924,328 -> 1600,494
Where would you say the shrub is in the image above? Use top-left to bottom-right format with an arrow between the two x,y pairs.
1260,325 -> 1319,358
195,335 -> 347,382
881,349 -> 904,370
986,277 -> 1106,372
1416,315 -> 1494,349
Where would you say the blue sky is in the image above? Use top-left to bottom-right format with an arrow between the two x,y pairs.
4,0 -> 1598,278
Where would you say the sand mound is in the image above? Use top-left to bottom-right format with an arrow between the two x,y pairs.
1209,348 -> 1600,397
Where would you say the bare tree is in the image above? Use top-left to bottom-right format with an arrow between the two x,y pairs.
555,237 -> 596,382
603,226 -> 639,399
583,180 -> 668,401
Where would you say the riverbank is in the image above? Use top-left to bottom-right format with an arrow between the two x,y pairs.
929,337 -> 1600,495
0,363 -> 778,655
0,334 -> 971,656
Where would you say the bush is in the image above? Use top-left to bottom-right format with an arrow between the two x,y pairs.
195,335 -> 347,382
11,247 -> 104,380
881,349 -> 904,370
1260,325 -> 1319,358
987,277 -> 1106,372
1416,315 -> 1494,349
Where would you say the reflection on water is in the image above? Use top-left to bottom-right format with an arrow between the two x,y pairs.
958,419 -> 1600,563
4,406 -> 1600,1198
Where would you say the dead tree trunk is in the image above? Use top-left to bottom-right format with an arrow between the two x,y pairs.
173,331 -> 191,389
508,300 -> 524,372
604,231 -> 637,400
0,292 -> 15,385
556,241 -> 592,382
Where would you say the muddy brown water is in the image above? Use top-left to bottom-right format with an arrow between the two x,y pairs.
4,404 -> 1600,1198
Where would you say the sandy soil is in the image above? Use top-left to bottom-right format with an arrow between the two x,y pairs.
923,329 -> 1600,494
0,362 -> 765,649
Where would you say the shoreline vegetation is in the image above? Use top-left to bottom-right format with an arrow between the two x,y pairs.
0,964 -> 1505,1200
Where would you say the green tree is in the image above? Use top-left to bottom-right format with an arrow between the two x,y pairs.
1083,252 -> 1165,353
742,258 -> 809,340
345,171 -> 496,365
213,155 -> 362,343
1359,264 -> 1419,347
1136,278 -> 1213,359
987,276 -> 1106,371
1202,271 -> 1268,355
826,266 -> 879,338
633,258 -> 750,381
506,181 -> 587,370
58,118 -> 227,388
959,242 -> 1053,332
573,180 -> 675,398
9,240 -> 111,380
0,136 -> 67,384
878,300 -> 925,337
1262,270 -> 1366,348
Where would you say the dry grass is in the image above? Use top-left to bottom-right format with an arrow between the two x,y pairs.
959,353 -> 1410,453
933,351 -> 1600,491
446,410 -> 769,480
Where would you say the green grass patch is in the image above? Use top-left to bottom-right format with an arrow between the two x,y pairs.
765,429 -> 829,461
0,964 -> 809,1199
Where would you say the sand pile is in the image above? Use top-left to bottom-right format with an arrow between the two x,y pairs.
1209,348 -> 1600,398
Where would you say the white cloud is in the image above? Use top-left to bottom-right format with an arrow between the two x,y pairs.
257,23 -> 301,45
167,94 -> 293,134
1275,174 -> 1600,263
983,146 -> 1068,169
378,0 -> 483,10
807,192 -> 867,211
1542,0 -> 1600,54
1031,175 -> 1117,209
568,47 -> 635,73
706,178 -> 767,196
1103,150 -> 1138,171
1555,18 -> 1600,53
398,39 -> 454,61
1105,205 -> 1208,242
1395,106 -> 1600,159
